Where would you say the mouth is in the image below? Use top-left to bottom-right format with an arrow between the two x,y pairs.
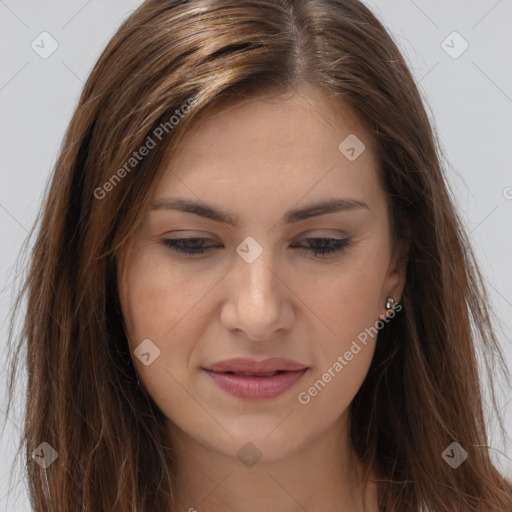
201,358 -> 309,400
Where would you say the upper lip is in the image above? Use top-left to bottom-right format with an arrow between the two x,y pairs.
203,357 -> 307,374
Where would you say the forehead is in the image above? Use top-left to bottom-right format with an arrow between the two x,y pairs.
154,88 -> 381,212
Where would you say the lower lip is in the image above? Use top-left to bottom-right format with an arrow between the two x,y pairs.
203,369 -> 308,400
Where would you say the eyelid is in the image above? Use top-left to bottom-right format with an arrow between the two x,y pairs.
161,233 -> 353,258
293,229 -> 349,239
163,229 -> 348,239
163,230 -> 217,240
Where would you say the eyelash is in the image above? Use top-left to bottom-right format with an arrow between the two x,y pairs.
162,237 -> 353,258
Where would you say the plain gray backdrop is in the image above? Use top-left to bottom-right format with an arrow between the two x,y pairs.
1,1 -> 511,510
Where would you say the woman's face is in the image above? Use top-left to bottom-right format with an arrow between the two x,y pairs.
117,87 -> 406,463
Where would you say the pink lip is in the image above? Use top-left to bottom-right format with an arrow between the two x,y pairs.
203,368 -> 308,400
204,357 -> 307,373
202,357 -> 308,400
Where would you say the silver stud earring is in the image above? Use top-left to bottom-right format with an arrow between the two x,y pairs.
385,297 -> 396,311
379,296 -> 398,320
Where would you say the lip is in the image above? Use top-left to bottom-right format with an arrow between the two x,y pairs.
203,357 -> 307,374
202,357 -> 308,401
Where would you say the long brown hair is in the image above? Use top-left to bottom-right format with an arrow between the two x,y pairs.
4,0 -> 512,510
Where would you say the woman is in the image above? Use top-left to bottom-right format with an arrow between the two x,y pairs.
5,0 -> 512,510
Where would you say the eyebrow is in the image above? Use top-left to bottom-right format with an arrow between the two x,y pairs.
150,197 -> 369,227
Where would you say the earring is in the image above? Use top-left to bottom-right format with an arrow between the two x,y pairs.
385,297 -> 396,311
379,297 -> 398,320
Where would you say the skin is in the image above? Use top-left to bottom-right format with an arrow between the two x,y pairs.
117,85 -> 407,512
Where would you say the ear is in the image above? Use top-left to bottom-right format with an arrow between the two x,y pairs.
381,237 -> 409,312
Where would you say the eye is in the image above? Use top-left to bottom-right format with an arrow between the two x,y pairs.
292,237 -> 353,257
162,236 -> 352,258
162,237 -> 217,255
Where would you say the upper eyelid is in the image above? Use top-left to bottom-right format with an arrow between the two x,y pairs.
162,229 -> 349,240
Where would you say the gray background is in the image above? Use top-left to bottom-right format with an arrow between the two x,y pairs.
1,1 -> 511,509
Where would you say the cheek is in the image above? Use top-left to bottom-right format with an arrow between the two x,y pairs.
118,252 -> 200,416
120,251 -> 197,343
293,270 -> 382,433
291,246 -> 387,410
118,251 -> 192,395
292,255 -> 386,349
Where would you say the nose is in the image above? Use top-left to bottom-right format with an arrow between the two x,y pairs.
219,246 -> 294,342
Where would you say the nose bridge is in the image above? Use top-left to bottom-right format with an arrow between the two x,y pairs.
236,238 -> 277,309
223,236 -> 290,338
